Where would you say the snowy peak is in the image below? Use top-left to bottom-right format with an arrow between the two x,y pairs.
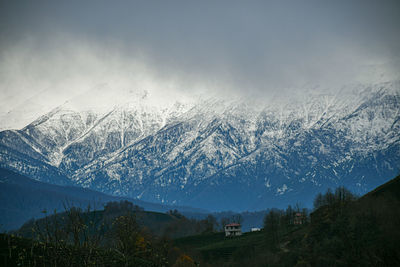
0,81 -> 399,210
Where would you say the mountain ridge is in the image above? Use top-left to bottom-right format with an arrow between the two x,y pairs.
1,81 -> 399,211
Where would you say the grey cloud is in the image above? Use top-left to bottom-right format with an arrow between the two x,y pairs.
1,0 -> 400,101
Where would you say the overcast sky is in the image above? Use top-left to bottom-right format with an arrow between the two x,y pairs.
0,0 -> 399,126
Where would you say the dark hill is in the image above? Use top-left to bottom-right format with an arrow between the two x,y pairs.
306,174 -> 400,266
0,168 -> 208,231
17,204 -> 179,239
361,174 -> 400,200
173,175 -> 400,266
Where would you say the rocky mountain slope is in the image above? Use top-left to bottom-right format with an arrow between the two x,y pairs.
1,81 -> 399,211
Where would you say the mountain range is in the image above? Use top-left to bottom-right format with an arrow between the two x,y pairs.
1,81 -> 399,211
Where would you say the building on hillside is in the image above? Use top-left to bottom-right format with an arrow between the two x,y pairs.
251,227 -> 261,232
294,212 -> 304,225
224,223 -> 242,237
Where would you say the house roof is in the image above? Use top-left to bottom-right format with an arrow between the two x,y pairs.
225,223 -> 240,227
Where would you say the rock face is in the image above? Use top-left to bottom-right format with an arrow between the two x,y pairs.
1,81 -> 399,211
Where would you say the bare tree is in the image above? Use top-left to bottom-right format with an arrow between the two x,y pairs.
231,214 -> 243,225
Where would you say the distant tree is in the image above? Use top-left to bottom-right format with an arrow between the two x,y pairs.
231,214 -> 243,225
202,215 -> 218,233
65,207 -> 85,248
220,217 -> 230,231
104,200 -> 143,214
313,186 -> 358,210
284,205 -> 294,225
263,210 -> 282,247
301,208 -> 309,224
313,193 -> 324,210
168,209 -> 184,219
335,186 -> 357,203
112,214 -> 146,265
326,188 -> 335,206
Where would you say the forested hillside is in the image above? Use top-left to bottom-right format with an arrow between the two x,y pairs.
174,175 -> 400,266
1,175 -> 399,266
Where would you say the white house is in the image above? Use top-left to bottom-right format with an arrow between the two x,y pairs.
224,223 -> 242,237
251,227 -> 261,232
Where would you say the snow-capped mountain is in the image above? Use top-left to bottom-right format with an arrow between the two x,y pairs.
1,81 -> 399,211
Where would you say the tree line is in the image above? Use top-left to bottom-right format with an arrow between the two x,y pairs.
2,201 -> 199,266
